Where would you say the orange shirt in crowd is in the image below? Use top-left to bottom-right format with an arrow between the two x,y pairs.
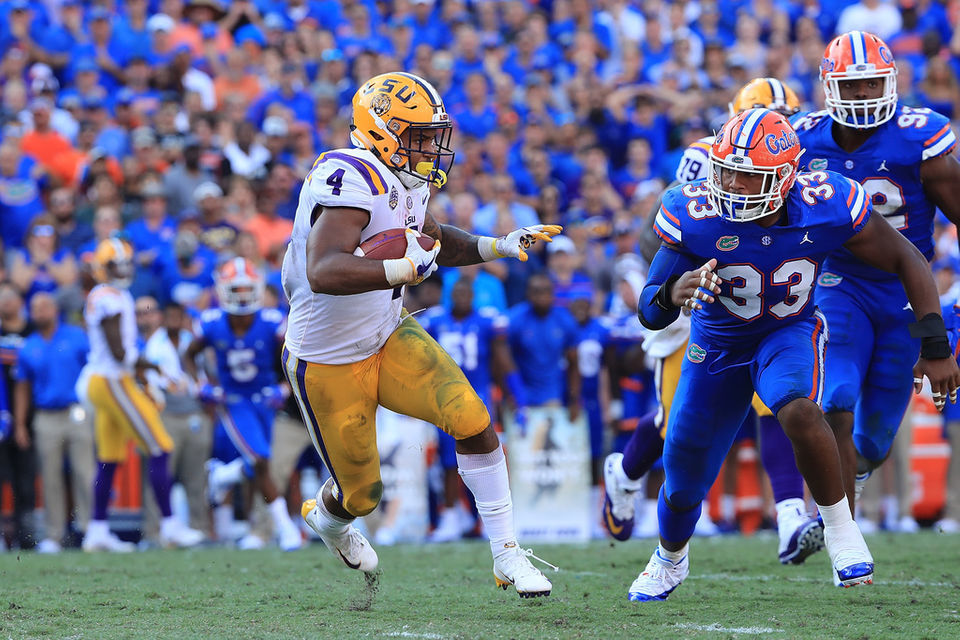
214,75 -> 263,109
170,23 -> 234,57
20,130 -> 73,170
245,214 -> 293,261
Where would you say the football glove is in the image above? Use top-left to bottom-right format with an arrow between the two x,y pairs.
198,383 -> 225,405
383,228 -> 441,286
260,384 -> 290,410
480,225 -> 563,262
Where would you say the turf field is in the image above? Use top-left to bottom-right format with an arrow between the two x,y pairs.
2,532 -> 959,639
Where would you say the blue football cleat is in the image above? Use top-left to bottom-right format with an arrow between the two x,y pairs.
836,562 -> 874,587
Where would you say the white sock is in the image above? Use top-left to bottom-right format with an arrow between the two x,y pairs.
216,459 -> 245,487
881,494 -> 898,529
160,515 -> 180,536
457,446 -> 515,557
213,505 -> 234,541
269,497 -> 295,529
657,542 -> 688,564
86,520 -> 108,538
313,493 -> 352,536
817,496 -> 853,529
721,494 -> 736,522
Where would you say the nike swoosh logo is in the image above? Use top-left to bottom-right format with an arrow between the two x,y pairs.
417,258 -> 435,277
604,504 -> 623,536
338,549 -> 361,570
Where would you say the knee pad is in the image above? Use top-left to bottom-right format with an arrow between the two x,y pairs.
342,480 -> 383,517
444,389 -> 490,440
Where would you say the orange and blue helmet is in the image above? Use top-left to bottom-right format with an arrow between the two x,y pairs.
709,109 -> 802,222
350,72 -> 454,189
820,31 -> 898,129
215,257 -> 264,315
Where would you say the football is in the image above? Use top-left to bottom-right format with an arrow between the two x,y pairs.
356,228 -> 436,260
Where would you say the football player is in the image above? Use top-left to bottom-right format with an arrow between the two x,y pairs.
281,72 -> 561,597
420,277 -> 527,543
82,239 -> 205,552
606,78 -> 822,563
183,258 -> 302,551
628,108 -> 959,601
792,31 -> 960,516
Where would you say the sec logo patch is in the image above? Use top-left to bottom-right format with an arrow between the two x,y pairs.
687,343 -> 707,363
716,235 -> 739,251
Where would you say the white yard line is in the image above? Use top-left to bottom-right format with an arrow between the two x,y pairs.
698,572 -> 956,587
675,623 -> 780,634
382,630 -> 447,639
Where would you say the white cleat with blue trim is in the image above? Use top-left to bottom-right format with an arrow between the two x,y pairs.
628,547 -> 689,602
825,520 -> 874,587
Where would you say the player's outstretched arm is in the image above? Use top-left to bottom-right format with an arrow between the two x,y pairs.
307,205 -> 439,294
920,153 -> 960,253
844,213 -> 960,409
421,213 -> 562,267
637,244 -> 719,330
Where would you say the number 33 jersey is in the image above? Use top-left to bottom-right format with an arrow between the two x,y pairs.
282,147 -> 430,365
654,173 -> 870,345
792,104 -> 957,281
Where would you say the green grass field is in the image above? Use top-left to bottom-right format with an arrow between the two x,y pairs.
2,532 -> 959,639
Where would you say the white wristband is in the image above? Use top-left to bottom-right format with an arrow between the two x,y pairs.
477,236 -> 505,262
383,257 -> 415,287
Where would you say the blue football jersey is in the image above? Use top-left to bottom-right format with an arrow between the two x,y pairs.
576,317 -> 610,397
793,104 -> 957,281
198,307 -> 286,395
653,174 -> 871,346
420,308 -> 506,403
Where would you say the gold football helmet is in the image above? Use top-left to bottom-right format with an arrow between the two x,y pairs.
350,72 -> 454,188
729,78 -> 801,117
92,238 -> 134,289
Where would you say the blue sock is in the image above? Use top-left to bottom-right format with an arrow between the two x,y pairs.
658,486 -> 701,546
148,452 -> 173,518
620,409 -> 663,481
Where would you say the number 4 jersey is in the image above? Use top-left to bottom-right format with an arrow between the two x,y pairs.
792,105 -> 957,281
282,147 -> 431,365
653,173 -> 870,345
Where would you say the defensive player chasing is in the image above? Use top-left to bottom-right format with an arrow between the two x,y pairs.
629,108 -> 959,601
281,72 -> 561,597
82,239 -> 205,551
793,31 -> 960,515
606,78 -> 823,565
183,258 -> 302,551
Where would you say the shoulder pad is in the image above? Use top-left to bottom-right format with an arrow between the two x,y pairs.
306,150 -> 389,210
791,110 -> 829,133
891,107 -> 958,161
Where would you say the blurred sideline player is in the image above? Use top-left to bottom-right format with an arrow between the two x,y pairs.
793,31 -> 960,516
281,72 -> 561,597
421,277 -> 527,542
82,239 -> 204,552
629,108 -> 958,601
183,258 -> 302,551
605,78 -> 823,564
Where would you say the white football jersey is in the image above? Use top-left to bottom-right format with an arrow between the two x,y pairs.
83,284 -> 138,378
282,148 -> 431,365
674,136 -> 714,183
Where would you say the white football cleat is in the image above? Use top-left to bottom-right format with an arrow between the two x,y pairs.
896,516 -> 919,533
492,542 -> 555,598
302,498 -> 378,572
429,508 -> 463,543
36,538 -> 62,554
824,520 -> 874,588
935,518 -> 960,534
238,534 -> 266,550
628,547 -> 689,602
160,518 -> 205,549
82,522 -> 135,553
602,453 -> 643,541
777,503 -> 824,565
277,521 -> 303,551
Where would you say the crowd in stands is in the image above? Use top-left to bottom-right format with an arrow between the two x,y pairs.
1,0 -> 960,550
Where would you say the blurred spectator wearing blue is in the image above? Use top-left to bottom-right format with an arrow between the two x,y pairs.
13,293 -> 91,554
0,141 -> 46,250
569,293 -> 611,482
507,273 -> 581,419
9,215 -> 79,307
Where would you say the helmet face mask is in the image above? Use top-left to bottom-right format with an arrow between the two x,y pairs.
708,108 -> 802,223
107,257 -> 134,289
351,72 -> 455,189
821,31 -> 898,130
216,258 -> 264,315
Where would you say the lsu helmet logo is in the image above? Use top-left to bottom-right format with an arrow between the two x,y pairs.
370,93 -> 392,116
716,235 -> 739,251
764,129 -> 799,155
687,343 -> 707,363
